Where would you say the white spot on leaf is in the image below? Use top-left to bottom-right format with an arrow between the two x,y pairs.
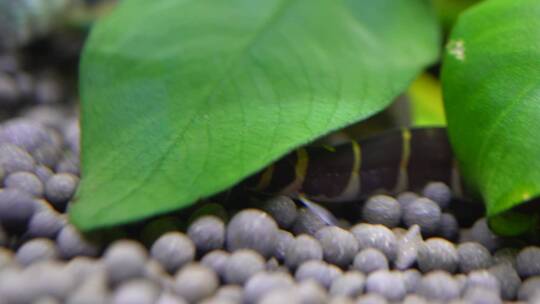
447,39 -> 466,61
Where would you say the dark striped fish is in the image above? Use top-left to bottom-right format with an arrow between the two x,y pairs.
248,127 -> 463,203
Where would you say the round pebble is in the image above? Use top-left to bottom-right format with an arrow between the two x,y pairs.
457,242 -> 492,273
34,165 -> 53,184
273,229 -> 294,261
24,260 -> 76,300
422,182 -> 452,209
295,260 -> 342,288
489,263 -> 521,300
355,293 -> 388,304
417,238 -> 458,273
65,256 -> 105,286
365,270 -> 406,301
44,173 -> 79,209
469,218 -> 501,252
516,246 -> 540,278
55,155 -> 80,176
315,226 -> 358,267
201,250 -> 230,280
297,280 -> 328,304
328,296 -> 353,304
402,269 -> 422,293
351,224 -> 397,261
173,263 -> 219,303
402,294 -> 427,304
463,287 -> 502,304
0,143 -> 35,174
285,234 -> 323,269
362,195 -> 401,228
0,268 -> 35,303
224,249 -> 265,285
397,192 -> 419,211
465,270 -> 500,294
518,276 -> 540,301
262,195 -> 298,229
416,270 -> 460,301
329,271 -> 365,298
492,247 -> 518,267
438,213 -> 459,240
353,248 -> 389,274
226,209 -> 278,258
403,198 -> 441,235
215,285 -> 243,303
65,272 -> 109,304
5,171 -> 44,197
155,292 -> 188,304
243,271 -> 294,304
0,188 -> 36,231
112,279 -> 160,304
33,296 -> 61,304
187,215 -> 225,254
104,240 -> 148,285
32,142 -> 62,169
151,231 -> 195,274
292,207 -> 328,236
259,289 -> 300,304
26,208 -> 66,238
15,238 -> 58,266
0,119 -> 54,153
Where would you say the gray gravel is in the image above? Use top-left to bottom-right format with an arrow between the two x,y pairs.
422,181 -> 452,209
200,250 -> 230,280
226,209 -> 278,258
457,242 -> 492,273
403,197 -> 441,235
351,224 -> 397,261
285,234 -> 323,269
295,260 -> 342,288
362,195 -> 401,228
5,171 -> 44,197
517,276 -> 540,301
173,263 -> 218,303
44,173 -> 78,210
315,226 -> 358,268
262,195 -> 298,229
223,249 -> 265,285
187,215 -> 225,254
365,270 -> 406,301
417,238 -> 458,273
353,248 -> 389,274
292,207 -> 329,236
516,246 -> 540,278
15,237 -> 58,266
243,271 -> 294,304
0,82 -> 537,304
150,231 -> 195,274
0,188 -> 36,231
416,270 -> 460,301
488,263 -> 521,300
103,240 -> 148,285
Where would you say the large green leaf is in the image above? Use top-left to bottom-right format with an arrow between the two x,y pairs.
70,0 -> 440,231
442,0 -> 540,235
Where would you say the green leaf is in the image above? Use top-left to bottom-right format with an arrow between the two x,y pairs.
407,73 -> 446,127
431,0 -> 480,32
442,0 -> 540,235
70,0 -> 440,231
